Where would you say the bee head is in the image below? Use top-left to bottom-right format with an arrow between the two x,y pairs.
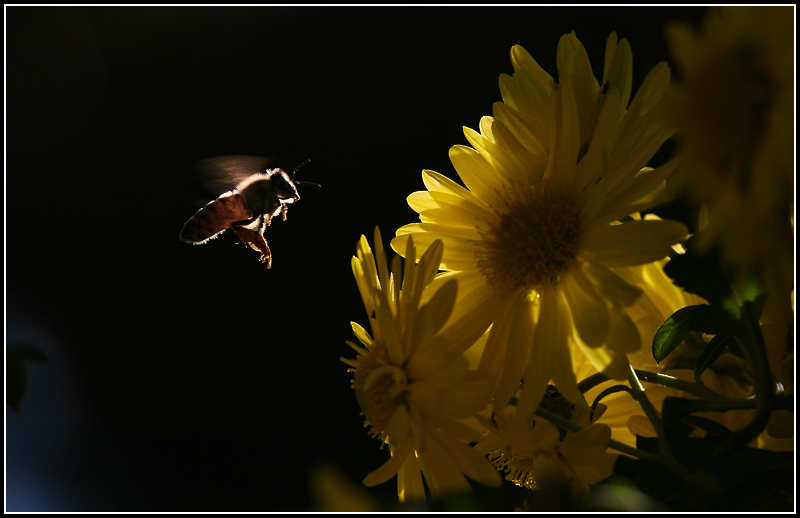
267,169 -> 301,202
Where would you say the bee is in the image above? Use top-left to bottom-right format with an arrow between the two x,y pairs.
179,156 -> 315,268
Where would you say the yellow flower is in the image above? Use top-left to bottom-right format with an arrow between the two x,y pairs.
664,6 -> 794,297
343,227 -> 501,502
392,32 -> 688,418
473,396 -> 617,499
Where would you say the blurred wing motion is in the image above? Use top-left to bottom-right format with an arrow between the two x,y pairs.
179,192 -> 253,244
194,155 -> 272,194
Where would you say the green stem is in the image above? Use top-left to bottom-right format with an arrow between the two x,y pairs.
627,364 -> 670,455
578,372 -> 609,393
626,365 -> 700,487
633,369 -> 734,401
710,315 -> 774,457
581,369 -> 747,404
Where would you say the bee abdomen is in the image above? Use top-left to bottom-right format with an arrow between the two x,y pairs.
180,192 -> 252,244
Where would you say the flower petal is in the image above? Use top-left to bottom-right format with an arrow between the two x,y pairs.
560,271 -> 610,348
559,423 -> 616,485
423,190 -> 491,229
397,456 -> 425,503
580,219 -> 689,267
363,438 -> 412,487
439,283 -> 505,355
578,259 -> 642,308
516,288 -> 560,417
449,145 -> 506,207
604,309 -> 642,354
487,290 -> 535,408
393,224 -> 481,271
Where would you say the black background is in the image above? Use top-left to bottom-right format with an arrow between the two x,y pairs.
6,6 -> 707,511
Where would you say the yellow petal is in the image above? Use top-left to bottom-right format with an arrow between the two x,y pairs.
438,370 -> 494,418
423,190 -> 491,228
489,290 -> 536,408
416,434 -> 472,499
464,124 -> 526,184
448,145 -> 506,207
510,44 -> 553,91
434,432 -> 503,488
407,380 -> 440,414
397,456 -> 425,503
559,424 -> 616,485
363,438 -> 411,487
350,321 -> 373,347
580,219 -> 688,267
439,283 -> 504,355
577,259 -> 642,308
604,310 -> 642,354
407,191 -> 438,214
419,277 -> 458,337
560,272 -> 610,348
421,169 -> 479,202
604,33 -> 633,112
493,98 -> 547,159
406,338 -> 447,382
375,289 -> 404,365
384,404 -> 411,446
392,224 -> 481,271
516,289 -> 559,417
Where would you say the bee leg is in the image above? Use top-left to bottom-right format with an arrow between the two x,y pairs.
233,226 -> 273,268
255,214 -> 268,235
280,204 -> 289,222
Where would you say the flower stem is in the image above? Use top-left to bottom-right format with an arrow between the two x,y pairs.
709,312 -> 774,457
626,364 -> 700,487
578,372 -> 609,393
627,364 -> 670,455
633,369 -> 732,401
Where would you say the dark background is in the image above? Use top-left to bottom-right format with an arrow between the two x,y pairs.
6,6 -> 707,511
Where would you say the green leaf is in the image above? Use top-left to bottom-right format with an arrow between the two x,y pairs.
652,305 -> 696,364
653,305 -> 739,364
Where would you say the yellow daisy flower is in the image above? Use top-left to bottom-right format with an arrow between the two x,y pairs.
473,396 -> 617,499
664,6 -> 794,297
343,228 -> 501,502
392,32 -> 688,418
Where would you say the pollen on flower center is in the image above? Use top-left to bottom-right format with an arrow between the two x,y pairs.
488,446 -> 539,490
477,182 -> 581,293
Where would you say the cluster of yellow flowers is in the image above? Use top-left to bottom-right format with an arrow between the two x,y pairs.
343,7 -> 793,507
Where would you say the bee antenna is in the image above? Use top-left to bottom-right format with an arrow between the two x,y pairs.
291,159 -> 319,187
291,159 -> 312,180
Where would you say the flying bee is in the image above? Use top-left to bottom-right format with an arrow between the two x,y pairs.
179,156 -> 316,268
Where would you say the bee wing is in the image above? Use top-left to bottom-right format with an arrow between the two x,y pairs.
194,155 -> 273,194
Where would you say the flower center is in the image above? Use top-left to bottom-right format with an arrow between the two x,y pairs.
360,365 -> 408,434
488,446 -> 541,490
477,181 -> 581,294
